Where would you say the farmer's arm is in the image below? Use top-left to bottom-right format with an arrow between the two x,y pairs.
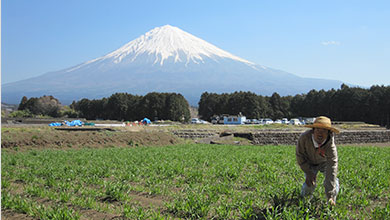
325,136 -> 338,199
296,134 -> 312,174
296,135 -> 317,186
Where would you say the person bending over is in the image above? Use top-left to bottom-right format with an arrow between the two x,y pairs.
296,116 -> 340,205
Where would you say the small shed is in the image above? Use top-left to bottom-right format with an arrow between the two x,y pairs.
223,113 -> 246,125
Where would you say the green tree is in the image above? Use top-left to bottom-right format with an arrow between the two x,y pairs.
368,85 -> 389,126
290,94 -> 305,117
138,92 -> 166,120
90,98 -> 108,120
198,92 -> 220,121
73,98 -> 92,119
106,93 -> 131,120
165,93 -> 190,122
280,95 -> 293,119
18,96 -> 28,111
37,95 -> 62,117
269,92 -> 284,120
125,95 -> 141,121
19,95 -> 62,117
234,92 -> 262,119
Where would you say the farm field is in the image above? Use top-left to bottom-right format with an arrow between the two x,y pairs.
0,126 -> 182,151
2,143 -> 389,219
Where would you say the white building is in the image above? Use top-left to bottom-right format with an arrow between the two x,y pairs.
224,113 -> 246,125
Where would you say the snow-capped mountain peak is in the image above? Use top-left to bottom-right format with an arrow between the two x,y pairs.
3,24 -> 343,106
102,24 -> 254,66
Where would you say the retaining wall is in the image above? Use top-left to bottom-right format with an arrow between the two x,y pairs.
251,130 -> 390,145
248,130 -> 390,145
173,129 -> 390,145
172,130 -> 217,139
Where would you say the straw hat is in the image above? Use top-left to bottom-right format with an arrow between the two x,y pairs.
304,116 -> 340,134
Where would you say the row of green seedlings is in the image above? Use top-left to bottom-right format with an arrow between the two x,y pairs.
2,176 -> 175,219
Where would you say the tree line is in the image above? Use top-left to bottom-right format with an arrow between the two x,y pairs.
198,84 -> 390,127
71,92 -> 191,122
16,92 -> 191,122
14,84 -> 390,127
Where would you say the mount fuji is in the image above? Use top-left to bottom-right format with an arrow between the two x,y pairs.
2,25 -> 342,105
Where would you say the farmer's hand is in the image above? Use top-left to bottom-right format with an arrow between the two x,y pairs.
305,173 -> 316,186
328,198 -> 336,206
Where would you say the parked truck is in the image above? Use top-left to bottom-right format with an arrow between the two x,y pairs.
211,115 -> 225,124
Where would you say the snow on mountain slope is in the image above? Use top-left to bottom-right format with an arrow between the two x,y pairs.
67,25 -> 258,72
105,25 -> 254,65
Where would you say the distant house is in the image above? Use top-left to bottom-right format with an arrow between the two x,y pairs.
223,113 -> 246,125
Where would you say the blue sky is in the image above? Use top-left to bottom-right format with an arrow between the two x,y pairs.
2,0 -> 390,87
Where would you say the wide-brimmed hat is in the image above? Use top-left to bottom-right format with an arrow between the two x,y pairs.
304,116 -> 340,134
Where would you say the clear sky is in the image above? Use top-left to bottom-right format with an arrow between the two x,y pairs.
2,0 -> 390,87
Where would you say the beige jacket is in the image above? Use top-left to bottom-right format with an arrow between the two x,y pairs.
296,129 -> 338,198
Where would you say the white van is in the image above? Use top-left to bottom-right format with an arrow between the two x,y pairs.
281,118 -> 289,124
191,118 -> 201,124
289,118 -> 302,125
262,118 -> 274,124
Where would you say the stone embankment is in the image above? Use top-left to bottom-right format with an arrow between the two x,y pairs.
335,130 -> 390,144
173,129 -> 390,145
172,130 -> 217,139
250,130 -> 390,145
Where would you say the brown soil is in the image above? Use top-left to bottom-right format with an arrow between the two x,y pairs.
1,210 -> 35,220
1,125 -> 181,152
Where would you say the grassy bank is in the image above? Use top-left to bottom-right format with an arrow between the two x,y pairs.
2,144 -> 390,219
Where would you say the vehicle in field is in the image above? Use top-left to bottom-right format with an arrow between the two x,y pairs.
303,117 -> 316,125
211,115 -> 225,124
262,118 -> 274,124
191,118 -> 199,124
191,118 -> 209,124
281,118 -> 289,124
252,119 -> 261,124
191,118 -> 203,124
274,119 -> 282,124
289,118 -> 302,125
245,119 -> 260,124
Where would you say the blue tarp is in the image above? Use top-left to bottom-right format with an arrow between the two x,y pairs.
142,118 -> 151,124
65,120 -> 83,126
48,120 -> 83,127
49,122 -> 62,127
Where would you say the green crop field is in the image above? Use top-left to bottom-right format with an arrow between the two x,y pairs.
2,144 -> 390,219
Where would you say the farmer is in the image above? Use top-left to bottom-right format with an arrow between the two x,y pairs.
296,116 -> 340,205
